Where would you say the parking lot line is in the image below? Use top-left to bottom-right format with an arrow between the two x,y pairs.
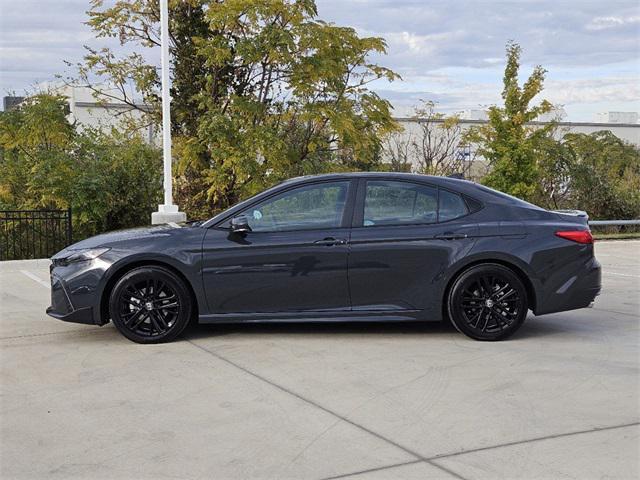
19,269 -> 50,288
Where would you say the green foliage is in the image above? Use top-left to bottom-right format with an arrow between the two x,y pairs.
466,41 -> 554,202
461,41 -> 639,220
560,131 -> 640,220
0,94 -> 75,209
0,94 -> 162,240
79,0 -> 400,219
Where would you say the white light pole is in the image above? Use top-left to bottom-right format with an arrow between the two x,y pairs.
151,0 -> 186,225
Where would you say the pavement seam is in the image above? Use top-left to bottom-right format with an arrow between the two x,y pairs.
186,339 -> 468,480
425,421 -> 640,461
0,328 -> 95,340
602,272 -> 640,279
321,459 -> 423,479
318,421 -> 640,479
591,307 -> 639,318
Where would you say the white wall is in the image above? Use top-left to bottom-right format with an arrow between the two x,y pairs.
55,85 -> 158,145
389,118 -> 640,173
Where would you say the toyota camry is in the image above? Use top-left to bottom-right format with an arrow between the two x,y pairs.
47,172 -> 601,343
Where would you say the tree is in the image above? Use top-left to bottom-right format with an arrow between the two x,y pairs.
75,0 -> 400,219
382,101 -> 476,176
410,101 -> 475,177
533,126 -> 572,209
561,131 -> 640,220
381,133 -> 412,172
0,94 -> 162,239
0,94 -> 74,209
466,41 -> 554,202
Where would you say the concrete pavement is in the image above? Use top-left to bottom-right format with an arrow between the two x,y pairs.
1,241 -> 639,479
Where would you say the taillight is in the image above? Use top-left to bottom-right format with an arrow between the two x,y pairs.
555,230 -> 593,244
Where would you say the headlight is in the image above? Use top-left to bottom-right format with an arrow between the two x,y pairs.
54,248 -> 110,266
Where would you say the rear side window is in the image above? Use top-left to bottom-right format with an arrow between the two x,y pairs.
439,189 -> 469,222
363,181 -> 438,226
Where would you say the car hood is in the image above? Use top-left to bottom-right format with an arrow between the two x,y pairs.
59,224 -> 191,252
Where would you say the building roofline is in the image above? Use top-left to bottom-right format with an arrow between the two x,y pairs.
393,117 -> 640,128
73,101 -> 154,112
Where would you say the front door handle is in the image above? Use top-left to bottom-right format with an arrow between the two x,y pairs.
314,237 -> 347,246
435,232 -> 468,240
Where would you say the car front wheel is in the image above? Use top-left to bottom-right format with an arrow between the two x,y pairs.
447,263 -> 528,341
109,266 -> 192,344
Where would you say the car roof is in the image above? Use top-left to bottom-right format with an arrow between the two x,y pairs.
280,172 -> 481,193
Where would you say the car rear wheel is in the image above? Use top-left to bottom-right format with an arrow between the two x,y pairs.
109,266 -> 192,344
447,264 -> 528,341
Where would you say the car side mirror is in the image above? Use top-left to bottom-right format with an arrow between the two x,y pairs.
230,215 -> 252,234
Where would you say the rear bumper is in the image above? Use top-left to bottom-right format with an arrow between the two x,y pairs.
536,257 -> 601,315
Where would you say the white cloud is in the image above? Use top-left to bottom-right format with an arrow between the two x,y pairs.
586,15 -> 640,31
546,76 -> 640,104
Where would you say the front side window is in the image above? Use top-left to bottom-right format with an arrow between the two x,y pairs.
363,181 -> 438,226
241,181 -> 350,232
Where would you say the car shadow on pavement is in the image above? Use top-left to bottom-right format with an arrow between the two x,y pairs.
52,315 -> 576,344
181,315 -> 571,342
182,319 -> 457,341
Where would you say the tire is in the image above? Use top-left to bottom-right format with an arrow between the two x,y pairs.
447,263 -> 528,341
109,266 -> 192,344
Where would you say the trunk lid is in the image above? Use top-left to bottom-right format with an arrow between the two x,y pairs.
552,209 -> 589,227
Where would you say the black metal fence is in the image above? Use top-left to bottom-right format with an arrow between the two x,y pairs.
0,209 -> 72,261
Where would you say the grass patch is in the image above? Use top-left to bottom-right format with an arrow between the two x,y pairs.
593,232 -> 640,240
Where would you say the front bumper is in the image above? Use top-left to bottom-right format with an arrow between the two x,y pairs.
46,305 -> 95,325
46,272 -> 100,325
46,260 -> 109,326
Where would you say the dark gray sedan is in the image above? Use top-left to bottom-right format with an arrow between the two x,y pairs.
47,173 -> 601,343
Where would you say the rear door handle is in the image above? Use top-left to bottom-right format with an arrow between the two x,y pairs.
314,237 -> 347,246
435,232 -> 468,240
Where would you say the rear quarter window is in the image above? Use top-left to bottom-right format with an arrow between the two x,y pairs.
474,184 -> 545,211
438,189 -> 469,221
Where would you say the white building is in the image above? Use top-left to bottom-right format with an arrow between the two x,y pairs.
3,84 -> 157,144
594,111 -> 639,124
457,107 -> 567,122
458,109 -> 489,121
389,116 -> 640,175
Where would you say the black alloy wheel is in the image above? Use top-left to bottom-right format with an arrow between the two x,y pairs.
109,266 -> 192,344
448,263 -> 528,341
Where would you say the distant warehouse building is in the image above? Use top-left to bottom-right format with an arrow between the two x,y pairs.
394,115 -> 640,145
3,85 -> 157,144
4,90 -> 639,165
390,112 -> 640,174
594,111 -> 639,124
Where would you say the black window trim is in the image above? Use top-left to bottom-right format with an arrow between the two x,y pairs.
211,178 -> 358,234
352,178 -> 482,229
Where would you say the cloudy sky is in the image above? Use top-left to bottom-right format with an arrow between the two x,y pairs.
1,0 -> 638,120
